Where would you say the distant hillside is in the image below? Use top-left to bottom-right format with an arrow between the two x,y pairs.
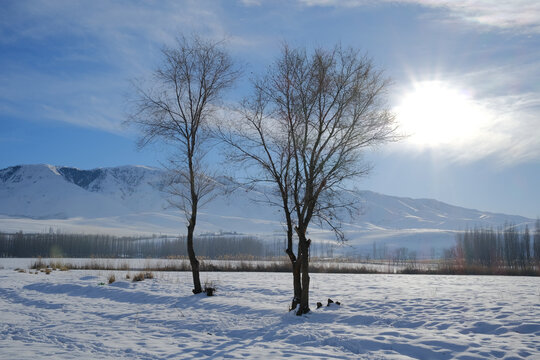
0,164 -> 534,257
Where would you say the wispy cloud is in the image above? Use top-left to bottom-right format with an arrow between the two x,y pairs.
0,64 -> 126,134
391,68 -> 540,165
0,1 -> 228,45
300,0 -> 540,34
408,0 -> 540,34
0,1 -> 249,133
240,0 -> 263,6
448,61 -> 540,164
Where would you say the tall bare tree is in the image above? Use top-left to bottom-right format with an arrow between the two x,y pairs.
128,35 -> 239,294
534,218 -> 540,264
218,89 -> 301,309
222,44 -> 397,314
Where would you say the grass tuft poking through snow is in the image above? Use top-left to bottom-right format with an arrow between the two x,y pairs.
132,271 -> 154,282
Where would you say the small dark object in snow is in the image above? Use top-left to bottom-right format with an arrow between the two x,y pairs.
327,298 -> 334,306
335,301 -> 341,306
205,287 -> 215,296
316,302 -> 323,309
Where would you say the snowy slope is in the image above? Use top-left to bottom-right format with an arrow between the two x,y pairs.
0,165 -> 131,218
354,190 -> 532,230
0,164 -> 535,254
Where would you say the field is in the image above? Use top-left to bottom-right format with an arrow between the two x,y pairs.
0,261 -> 539,359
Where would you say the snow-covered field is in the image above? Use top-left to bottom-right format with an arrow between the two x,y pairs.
1,265 -> 539,359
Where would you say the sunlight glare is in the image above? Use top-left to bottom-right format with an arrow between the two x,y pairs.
396,81 -> 491,148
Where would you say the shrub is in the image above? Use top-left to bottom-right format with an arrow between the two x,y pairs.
203,280 -> 216,296
108,274 -> 116,284
30,257 -> 46,270
132,272 -> 153,282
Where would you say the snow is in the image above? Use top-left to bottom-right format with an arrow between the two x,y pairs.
0,164 -> 130,218
45,165 -> 61,176
0,262 -> 538,359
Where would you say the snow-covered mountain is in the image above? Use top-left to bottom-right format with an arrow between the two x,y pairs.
0,164 -> 164,218
0,164 -> 535,256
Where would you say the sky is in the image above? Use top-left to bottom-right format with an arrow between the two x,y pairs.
0,0 -> 539,219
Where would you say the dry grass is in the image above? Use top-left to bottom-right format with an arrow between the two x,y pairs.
30,257 -> 47,269
108,274 -> 116,284
26,258 -> 380,273
132,272 -> 154,282
24,257 -> 538,276
399,264 -> 540,276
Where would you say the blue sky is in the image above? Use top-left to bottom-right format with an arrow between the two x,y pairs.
1,0 -> 539,218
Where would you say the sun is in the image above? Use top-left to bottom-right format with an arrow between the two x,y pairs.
395,81 -> 491,148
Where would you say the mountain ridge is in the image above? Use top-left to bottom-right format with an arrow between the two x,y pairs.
0,164 -> 535,256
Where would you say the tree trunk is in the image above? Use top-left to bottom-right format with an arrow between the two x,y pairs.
296,231 -> 310,315
285,249 -> 302,310
291,259 -> 302,310
285,223 -> 302,310
187,221 -> 202,294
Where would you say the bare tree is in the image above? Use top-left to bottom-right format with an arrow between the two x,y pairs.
221,44 -> 397,314
523,225 -> 531,264
128,35 -> 239,294
218,86 -> 301,309
534,218 -> 540,264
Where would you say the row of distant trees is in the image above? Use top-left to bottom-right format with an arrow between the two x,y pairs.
0,232 -> 267,259
444,220 -> 540,272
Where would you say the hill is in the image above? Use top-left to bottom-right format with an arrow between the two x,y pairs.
0,164 -> 534,257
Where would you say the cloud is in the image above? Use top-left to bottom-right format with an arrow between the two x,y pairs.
0,1 -> 250,133
240,0 -> 263,6
0,65 -> 127,134
299,0 -> 540,34
403,0 -> 540,34
41,105 -> 124,134
0,1 -> 228,45
452,62 -> 540,164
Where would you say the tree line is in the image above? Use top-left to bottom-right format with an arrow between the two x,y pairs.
0,232 -> 266,259
444,220 -> 540,272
